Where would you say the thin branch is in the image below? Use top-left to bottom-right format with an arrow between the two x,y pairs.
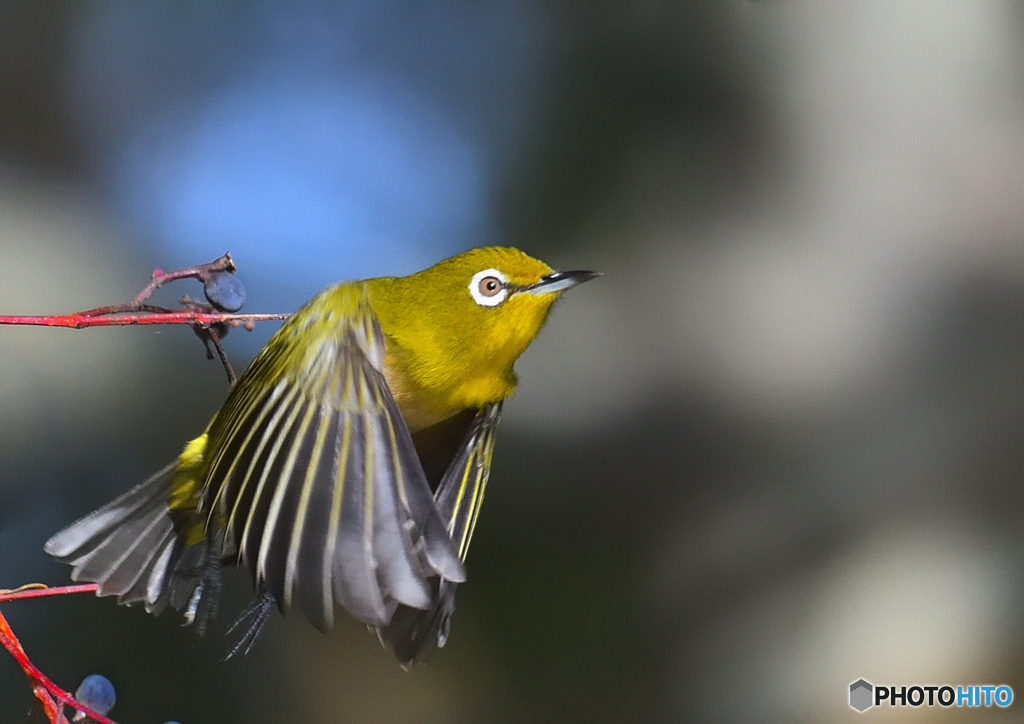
1,585 -> 119,724
0,584 -> 99,603
131,252 -> 237,307
0,253 -> 290,385
0,309 -> 287,330
203,326 -> 237,386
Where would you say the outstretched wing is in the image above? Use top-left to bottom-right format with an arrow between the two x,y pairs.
202,282 -> 464,630
434,402 -> 502,560
378,402 -> 502,665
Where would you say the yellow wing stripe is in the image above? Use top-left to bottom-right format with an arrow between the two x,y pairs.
461,429 -> 496,559
204,382 -> 287,533
324,380 -> 354,626
236,383 -> 305,566
256,391 -> 319,587
434,403 -> 501,563
283,394 -> 333,612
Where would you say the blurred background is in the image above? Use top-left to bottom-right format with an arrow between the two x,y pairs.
2,1 -> 1024,722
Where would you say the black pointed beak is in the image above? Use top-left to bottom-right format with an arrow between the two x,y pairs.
524,269 -> 601,295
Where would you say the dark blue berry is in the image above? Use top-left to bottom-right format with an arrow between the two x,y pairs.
204,272 -> 246,312
75,674 -> 116,715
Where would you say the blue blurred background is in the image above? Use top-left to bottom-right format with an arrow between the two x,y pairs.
3,2 -> 1024,722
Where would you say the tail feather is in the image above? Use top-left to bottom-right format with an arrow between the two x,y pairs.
69,496 -> 172,595
99,511 -> 178,604
44,461 -> 204,614
377,579 -> 457,667
45,461 -> 177,560
144,536 -> 180,614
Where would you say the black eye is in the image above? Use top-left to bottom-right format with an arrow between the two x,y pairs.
477,275 -> 503,297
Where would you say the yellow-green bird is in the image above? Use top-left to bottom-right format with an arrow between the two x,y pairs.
45,247 -> 597,666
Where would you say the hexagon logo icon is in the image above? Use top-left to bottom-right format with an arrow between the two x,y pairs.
850,679 -> 873,712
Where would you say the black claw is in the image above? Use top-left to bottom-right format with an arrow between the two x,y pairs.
221,584 -> 276,661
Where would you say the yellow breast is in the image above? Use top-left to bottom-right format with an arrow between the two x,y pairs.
383,346 -> 516,432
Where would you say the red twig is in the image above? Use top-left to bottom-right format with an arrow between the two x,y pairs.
0,584 -> 99,603
0,309 -> 288,329
0,309 -> 287,329
0,586 -> 119,724
0,252 -> 291,385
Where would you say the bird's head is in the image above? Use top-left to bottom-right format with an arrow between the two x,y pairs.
369,246 -> 598,408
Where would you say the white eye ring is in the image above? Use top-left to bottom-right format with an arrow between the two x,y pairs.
469,268 -> 509,307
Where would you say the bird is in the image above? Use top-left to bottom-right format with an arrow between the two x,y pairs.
45,246 -> 598,666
